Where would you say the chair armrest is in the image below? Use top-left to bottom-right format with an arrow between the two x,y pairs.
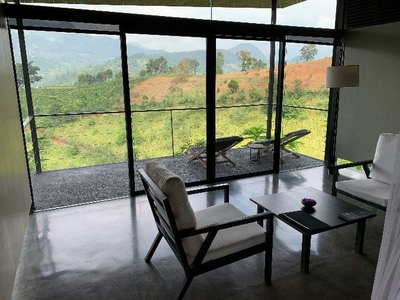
330,159 -> 373,195
330,159 -> 373,171
179,211 -> 273,238
330,159 -> 372,179
187,183 -> 230,203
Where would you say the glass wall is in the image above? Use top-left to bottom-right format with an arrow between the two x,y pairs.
126,34 -> 207,190
280,43 -> 332,170
215,39 -> 275,178
12,29 -> 129,209
11,7 -> 339,209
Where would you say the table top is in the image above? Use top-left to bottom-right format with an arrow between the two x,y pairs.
250,187 -> 376,230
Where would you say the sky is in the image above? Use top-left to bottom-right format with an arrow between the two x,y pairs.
38,0 -> 337,53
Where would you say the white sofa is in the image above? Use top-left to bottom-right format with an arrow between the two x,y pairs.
331,133 -> 400,211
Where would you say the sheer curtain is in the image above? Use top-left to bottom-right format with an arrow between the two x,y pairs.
371,143 -> 400,299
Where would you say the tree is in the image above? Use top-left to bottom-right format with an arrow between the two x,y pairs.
174,58 -> 200,75
15,61 -> 42,89
236,50 -> 253,72
216,52 -> 225,74
141,56 -> 169,76
251,58 -> 267,70
77,73 -> 95,85
96,69 -> 113,82
300,45 -> 318,61
236,51 -> 267,72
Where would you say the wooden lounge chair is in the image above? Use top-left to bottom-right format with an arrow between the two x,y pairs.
139,162 -> 274,299
189,136 -> 244,167
255,129 -> 311,161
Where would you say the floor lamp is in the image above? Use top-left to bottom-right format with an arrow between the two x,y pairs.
326,65 -> 359,166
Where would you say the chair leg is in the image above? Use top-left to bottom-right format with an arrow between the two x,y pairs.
145,232 -> 162,263
220,152 -> 236,166
175,276 -> 193,300
265,249 -> 272,286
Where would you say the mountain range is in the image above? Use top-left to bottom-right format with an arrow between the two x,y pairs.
11,31 -> 330,87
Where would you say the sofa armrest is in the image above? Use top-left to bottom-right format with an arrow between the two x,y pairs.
187,183 -> 230,203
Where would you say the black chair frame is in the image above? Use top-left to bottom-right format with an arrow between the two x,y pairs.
139,169 -> 274,300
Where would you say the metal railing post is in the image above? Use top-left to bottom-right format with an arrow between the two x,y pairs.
170,110 -> 175,158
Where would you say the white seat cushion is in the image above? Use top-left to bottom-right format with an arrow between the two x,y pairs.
370,133 -> 400,184
336,179 -> 389,208
185,203 -> 266,265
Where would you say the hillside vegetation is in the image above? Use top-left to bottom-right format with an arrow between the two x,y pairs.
24,58 -> 330,171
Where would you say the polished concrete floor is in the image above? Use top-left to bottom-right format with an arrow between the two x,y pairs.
14,166 -> 385,300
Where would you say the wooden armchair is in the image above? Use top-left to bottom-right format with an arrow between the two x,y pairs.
330,133 -> 400,211
139,162 -> 274,299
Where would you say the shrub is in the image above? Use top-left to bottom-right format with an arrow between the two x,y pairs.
249,87 -> 262,103
228,79 -> 239,94
69,145 -> 80,156
116,131 -> 126,146
176,138 -> 205,155
218,92 -> 233,105
241,126 -> 265,142
236,89 -> 246,103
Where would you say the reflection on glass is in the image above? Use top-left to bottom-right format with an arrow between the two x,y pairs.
277,0 -> 337,29
213,7 -> 272,24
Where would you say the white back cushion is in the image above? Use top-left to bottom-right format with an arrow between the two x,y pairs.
145,162 -> 203,257
145,161 -> 196,230
370,133 -> 400,184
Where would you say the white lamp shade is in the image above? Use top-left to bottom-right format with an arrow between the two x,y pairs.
326,65 -> 359,88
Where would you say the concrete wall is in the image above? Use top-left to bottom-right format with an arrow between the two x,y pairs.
0,4 -> 32,299
336,22 -> 400,161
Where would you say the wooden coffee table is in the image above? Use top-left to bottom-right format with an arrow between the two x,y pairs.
250,187 -> 376,273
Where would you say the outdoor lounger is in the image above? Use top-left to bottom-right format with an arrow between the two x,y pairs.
255,129 -> 311,161
189,136 -> 244,167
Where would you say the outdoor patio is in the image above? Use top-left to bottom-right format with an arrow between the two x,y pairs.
30,148 -> 323,210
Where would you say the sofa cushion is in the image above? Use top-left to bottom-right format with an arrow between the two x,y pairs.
370,133 -> 400,184
186,203 -> 266,265
336,178 -> 389,208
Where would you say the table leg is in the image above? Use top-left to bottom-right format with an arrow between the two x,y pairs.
265,217 -> 274,285
301,233 -> 311,273
355,219 -> 366,254
257,205 -> 264,226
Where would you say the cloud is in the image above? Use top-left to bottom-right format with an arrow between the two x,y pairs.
317,16 -> 335,28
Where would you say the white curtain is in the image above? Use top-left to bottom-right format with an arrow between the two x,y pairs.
371,145 -> 400,299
